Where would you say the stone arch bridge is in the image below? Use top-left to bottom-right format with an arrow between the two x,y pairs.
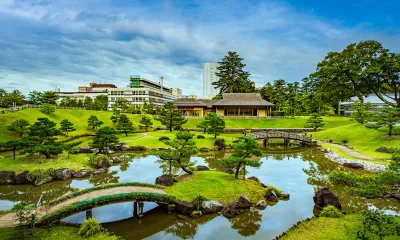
250,131 -> 313,146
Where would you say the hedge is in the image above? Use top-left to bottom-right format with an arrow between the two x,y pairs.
47,182 -> 166,206
40,192 -> 177,224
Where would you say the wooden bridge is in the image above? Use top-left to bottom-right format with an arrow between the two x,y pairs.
250,131 -> 313,146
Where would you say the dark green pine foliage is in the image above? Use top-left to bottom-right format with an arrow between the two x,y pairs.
205,112 -> 225,138
139,115 -> 153,132
220,136 -> 262,179
90,126 -> 119,155
63,141 -> 82,159
371,108 -> 400,136
213,51 -> 254,94
0,140 -> 24,160
110,108 -> 121,125
350,100 -> 372,125
116,114 -> 135,136
156,102 -> 187,132
87,115 -> 104,130
7,119 -> 30,138
305,113 -> 325,131
196,119 -> 210,133
59,119 -> 76,136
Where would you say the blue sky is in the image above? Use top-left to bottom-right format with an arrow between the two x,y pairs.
0,0 -> 399,97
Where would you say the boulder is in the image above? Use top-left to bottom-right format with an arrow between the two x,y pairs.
280,191 -> 290,199
343,162 -> 364,169
121,145 -> 130,151
111,156 -> 121,163
97,156 -> 108,169
255,200 -> 267,209
93,168 -> 105,175
54,168 -> 72,180
214,139 -> 226,150
201,201 -> 224,214
73,169 -> 91,178
197,135 -> 205,139
376,147 -> 389,153
76,146 -> 94,153
131,146 -> 147,151
222,168 -> 234,174
12,171 -> 33,185
313,187 -> 342,210
175,201 -> 194,215
247,176 -> 260,183
0,171 -> 16,185
221,204 -> 239,218
34,178 -> 53,186
234,194 -> 251,209
159,136 -> 170,141
265,189 -> 278,202
199,147 -> 211,152
155,174 -> 174,186
196,165 -> 210,171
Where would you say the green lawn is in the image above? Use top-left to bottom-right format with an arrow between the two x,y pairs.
312,123 -> 399,160
280,214 -> 400,240
0,226 -> 118,240
165,171 -> 267,205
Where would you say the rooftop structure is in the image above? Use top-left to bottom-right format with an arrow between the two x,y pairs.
339,94 -> 395,115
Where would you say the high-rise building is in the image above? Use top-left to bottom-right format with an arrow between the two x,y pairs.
171,88 -> 183,98
203,62 -> 220,99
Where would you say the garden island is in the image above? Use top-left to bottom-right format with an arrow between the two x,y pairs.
0,24 -> 400,240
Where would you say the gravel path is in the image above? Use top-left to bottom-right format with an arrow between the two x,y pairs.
322,142 -> 373,160
0,186 -> 165,227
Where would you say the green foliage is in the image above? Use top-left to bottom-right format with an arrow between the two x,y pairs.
59,119 -> 76,136
350,100 -> 373,125
142,100 -> 155,114
13,201 -> 36,236
196,119 -> 210,133
90,127 -> 119,155
349,209 -> 400,240
29,168 -> 55,182
220,136 -> 262,179
205,112 -> 225,138
389,149 -> 400,171
192,195 -> 208,210
113,98 -> 130,112
156,102 -> 187,132
139,115 -> 153,131
213,51 -> 254,94
87,115 -> 104,130
305,113 -> 325,131
88,155 -> 97,168
0,89 -> 25,106
110,108 -> 120,125
264,186 -> 282,196
320,205 -> 343,218
370,108 -> 400,136
78,218 -> 102,238
40,103 -> 56,114
0,140 -> 24,160
40,91 -> 58,105
7,119 -> 30,137
116,114 -> 135,136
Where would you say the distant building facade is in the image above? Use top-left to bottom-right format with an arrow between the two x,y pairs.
203,62 -> 220,99
339,94 -> 396,116
56,82 -> 117,104
171,88 -> 183,98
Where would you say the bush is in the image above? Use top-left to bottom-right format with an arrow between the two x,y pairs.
320,205 -> 343,218
341,139 -> 349,144
192,195 -> 208,210
29,168 -> 55,182
389,150 -> 400,171
78,218 -> 101,238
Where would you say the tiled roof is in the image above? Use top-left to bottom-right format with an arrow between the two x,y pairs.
198,99 -> 220,108
174,98 -> 206,107
214,93 -> 274,106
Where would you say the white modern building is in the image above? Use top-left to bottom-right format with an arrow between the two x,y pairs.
339,94 -> 396,116
203,62 -> 220,99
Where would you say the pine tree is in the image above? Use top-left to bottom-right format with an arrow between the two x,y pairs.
90,127 -> 119,156
371,108 -> 400,136
205,112 -> 225,138
350,100 -> 373,125
139,115 -> 153,132
116,114 -> 135,136
213,51 -> 254,94
88,115 -> 103,130
305,113 -> 325,131
7,119 -> 30,138
0,140 -> 24,160
110,107 -> 121,125
59,119 -> 76,136
156,102 -> 187,132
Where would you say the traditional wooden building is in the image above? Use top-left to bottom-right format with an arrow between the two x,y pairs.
174,93 -> 274,118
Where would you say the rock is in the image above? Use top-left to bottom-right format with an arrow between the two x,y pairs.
0,171 -> 16,185
54,168 -> 72,180
12,171 -> 33,185
93,168 -> 105,175
113,142 -> 129,151
265,189 -> 278,202
155,174 -> 174,186
214,139 -> 226,150
121,145 -> 130,151
175,201 -> 194,215
97,156 -> 108,169
247,176 -> 260,183
73,169 -> 91,178
313,187 -> 342,210
76,146 -> 94,153
190,210 -> 202,218
197,135 -> 205,139
131,146 -> 147,151
255,200 -> 267,209
376,147 -> 389,153
222,168 -> 234,174
280,192 -> 290,199
199,147 -> 211,152
196,165 -> 210,171
234,194 -> 251,209
221,204 -> 239,218
34,177 -> 53,186
111,156 -> 121,163
159,136 -> 170,141
201,201 -> 224,214
343,162 -> 364,169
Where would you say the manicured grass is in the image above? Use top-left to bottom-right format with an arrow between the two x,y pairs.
165,171 -> 266,205
280,214 -> 400,240
312,123 -> 399,160
0,226 -> 118,240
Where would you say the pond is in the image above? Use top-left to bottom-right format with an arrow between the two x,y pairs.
0,146 -> 398,239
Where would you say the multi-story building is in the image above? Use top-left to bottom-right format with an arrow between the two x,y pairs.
340,94 -> 396,116
171,88 -> 183,98
56,82 -> 116,104
203,62 -> 220,99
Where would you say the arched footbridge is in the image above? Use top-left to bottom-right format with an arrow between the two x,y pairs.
250,131 -> 313,146
0,182 -> 176,227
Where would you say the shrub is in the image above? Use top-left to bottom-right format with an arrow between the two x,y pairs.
320,205 -> 343,218
389,150 -> 400,171
341,139 -> 349,144
78,218 -> 101,237
192,195 -> 208,210
88,155 -> 97,168
29,168 -> 55,182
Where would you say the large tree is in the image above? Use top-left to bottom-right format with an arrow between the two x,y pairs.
40,91 -> 58,105
116,114 -> 135,136
139,115 -> 153,132
156,102 -> 187,132
88,115 -> 103,130
305,113 -> 325,131
59,119 -> 76,136
0,140 -> 24,160
213,51 -> 254,94
91,126 -> 119,155
7,119 -> 30,138
205,112 -> 225,138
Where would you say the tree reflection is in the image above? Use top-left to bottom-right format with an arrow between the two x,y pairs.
229,209 -> 262,237
165,221 -> 198,239
89,170 -> 120,185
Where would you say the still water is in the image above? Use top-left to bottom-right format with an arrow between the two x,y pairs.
0,147 -> 398,239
